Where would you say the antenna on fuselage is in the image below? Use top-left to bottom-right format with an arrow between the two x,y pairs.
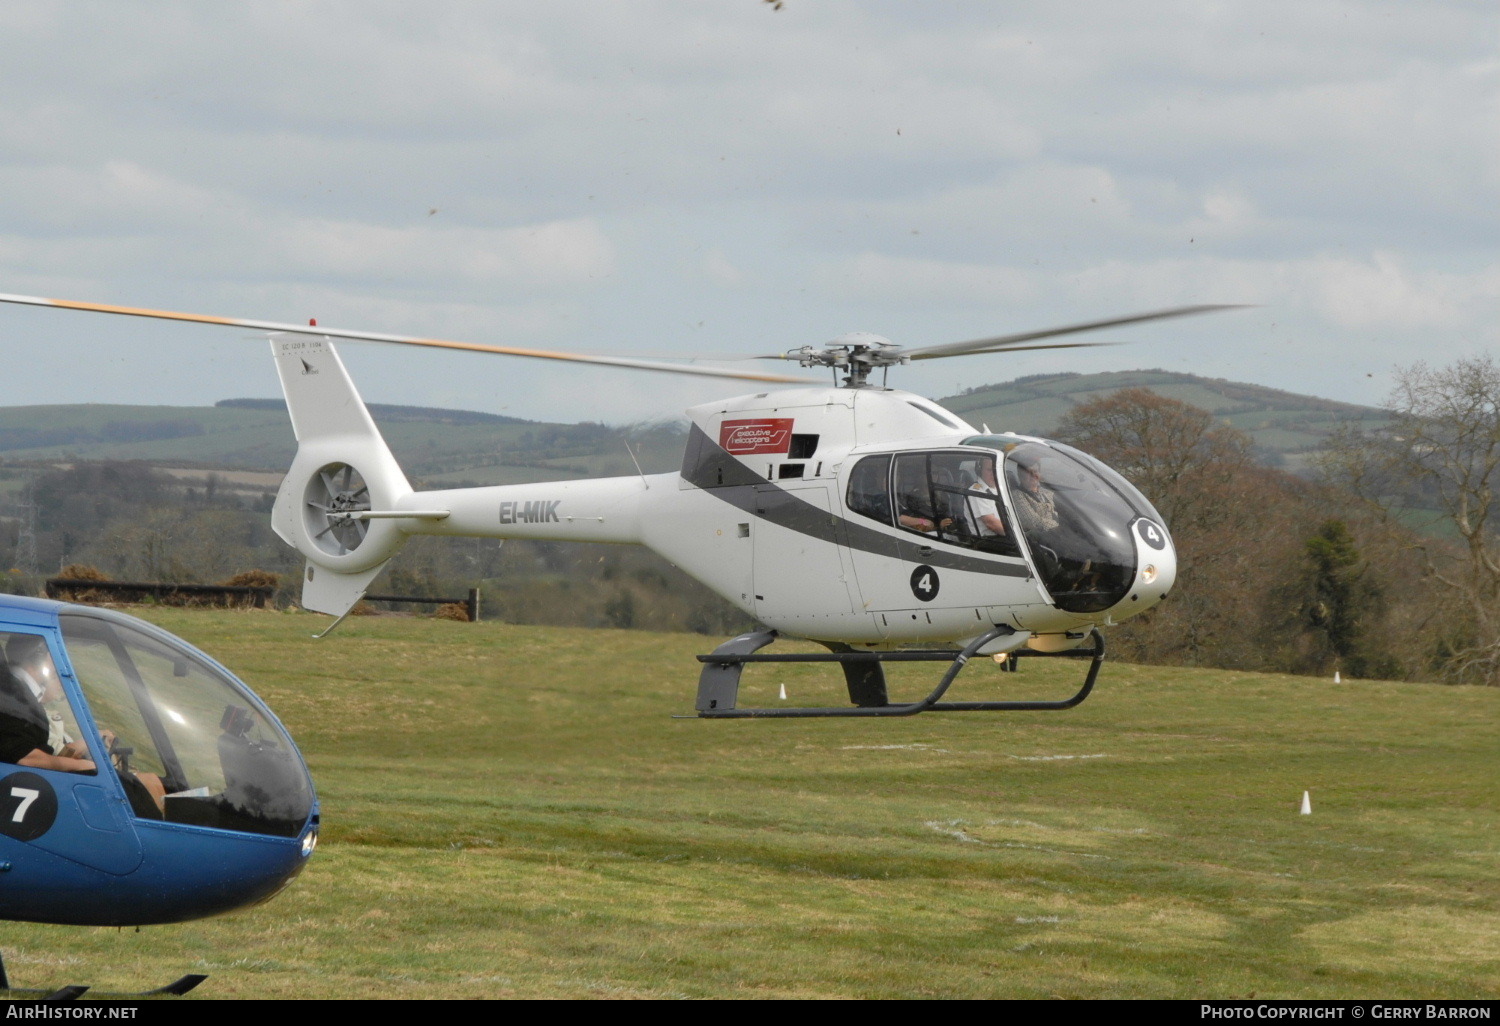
624,439 -> 650,490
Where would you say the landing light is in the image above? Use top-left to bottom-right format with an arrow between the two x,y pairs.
1141,565 -> 1157,584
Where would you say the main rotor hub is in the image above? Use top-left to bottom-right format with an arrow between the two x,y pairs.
785,332 -> 908,388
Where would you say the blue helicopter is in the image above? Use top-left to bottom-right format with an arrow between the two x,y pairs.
0,594 -> 318,998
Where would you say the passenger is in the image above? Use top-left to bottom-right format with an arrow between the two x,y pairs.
898,502 -> 951,535
0,638 -> 95,774
897,487 -> 948,534
1011,452 -> 1060,535
7,635 -> 87,761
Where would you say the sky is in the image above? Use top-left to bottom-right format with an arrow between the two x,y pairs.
0,0 -> 1494,426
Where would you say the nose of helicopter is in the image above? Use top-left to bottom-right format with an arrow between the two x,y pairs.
1121,517 -> 1175,617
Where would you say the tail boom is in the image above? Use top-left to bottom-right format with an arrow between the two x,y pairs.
404,477 -> 657,544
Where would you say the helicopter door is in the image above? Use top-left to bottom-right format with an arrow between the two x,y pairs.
0,629 -> 144,876
750,482 -> 860,623
840,451 -> 1034,635
838,454 -> 914,631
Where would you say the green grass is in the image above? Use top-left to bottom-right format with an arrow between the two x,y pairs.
3,609 -> 1495,999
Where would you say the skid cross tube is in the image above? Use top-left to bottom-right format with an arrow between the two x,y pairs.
693,627 -> 1104,718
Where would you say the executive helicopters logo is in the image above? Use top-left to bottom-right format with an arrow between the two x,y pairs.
720,418 -> 794,455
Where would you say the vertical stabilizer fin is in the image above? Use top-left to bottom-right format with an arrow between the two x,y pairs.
268,336 -> 414,614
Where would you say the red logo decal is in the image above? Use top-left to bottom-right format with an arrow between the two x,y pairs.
720,418 -> 794,455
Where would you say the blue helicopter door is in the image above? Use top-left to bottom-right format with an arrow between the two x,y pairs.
0,629 -> 143,876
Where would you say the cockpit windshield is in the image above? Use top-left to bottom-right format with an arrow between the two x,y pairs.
59,614 -> 313,838
964,435 -> 1144,613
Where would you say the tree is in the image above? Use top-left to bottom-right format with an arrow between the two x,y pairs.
1300,519 -> 1391,677
1055,387 -> 1254,534
1325,356 -> 1500,685
1056,388 -> 1325,668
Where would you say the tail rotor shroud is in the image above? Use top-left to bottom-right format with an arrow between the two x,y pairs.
305,463 -> 372,557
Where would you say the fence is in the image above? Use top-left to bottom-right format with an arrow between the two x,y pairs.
45,579 -> 481,621
45,579 -> 275,608
363,588 -> 481,622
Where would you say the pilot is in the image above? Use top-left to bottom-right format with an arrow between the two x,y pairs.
0,637 -> 95,773
1011,451 -> 1060,535
966,459 -> 1008,538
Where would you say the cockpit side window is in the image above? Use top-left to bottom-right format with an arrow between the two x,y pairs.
883,451 -> 1019,555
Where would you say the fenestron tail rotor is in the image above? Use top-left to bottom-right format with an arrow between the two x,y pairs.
304,463 -> 371,557
0,292 -> 813,385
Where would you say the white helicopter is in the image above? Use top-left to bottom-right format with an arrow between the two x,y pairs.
0,293 -> 1238,718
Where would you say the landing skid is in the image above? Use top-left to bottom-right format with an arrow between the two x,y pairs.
0,951 -> 206,1000
693,625 -> 1104,718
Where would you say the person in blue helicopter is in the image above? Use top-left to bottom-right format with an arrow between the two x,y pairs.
0,635 -> 96,774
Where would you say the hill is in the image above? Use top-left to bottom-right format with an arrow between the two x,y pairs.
0,369 -> 1388,481
0,400 -> 689,486
938,369 -> 1391,470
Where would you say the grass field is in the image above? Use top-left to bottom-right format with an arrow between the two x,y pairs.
2,609 -> 1496,999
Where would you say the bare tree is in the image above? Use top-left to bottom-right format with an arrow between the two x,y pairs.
1056,387 -> 1255,534
1056,388 -> 1321,668
1326,356 -> 1500,684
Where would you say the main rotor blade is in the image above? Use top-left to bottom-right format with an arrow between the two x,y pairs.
903,304 -> 1248,361
0,292 -> 814,385
910,340 -> 1118,361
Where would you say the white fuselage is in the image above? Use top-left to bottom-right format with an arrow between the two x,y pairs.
394,387 -> 1177,648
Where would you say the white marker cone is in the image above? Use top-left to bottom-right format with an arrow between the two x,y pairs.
1334,671 -> 1341,683
779,683 -> 787,701
1300,791 -> 1312,815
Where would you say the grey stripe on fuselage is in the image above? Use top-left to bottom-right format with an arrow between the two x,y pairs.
681,424 -> 1030,579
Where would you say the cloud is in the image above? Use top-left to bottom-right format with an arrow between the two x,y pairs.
813,252 -> 1042,307
270,217 -> 616,287
1308,252 -> 1500,331
0,156 -> 616,291
0,1 -> 1493,424
701,248 -> 745,287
